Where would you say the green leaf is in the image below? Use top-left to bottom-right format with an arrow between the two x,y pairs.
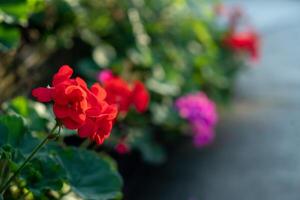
0,0 -> 45,28
10,96 -> 29,117
0,145 -> 14,186
0,114 -> 39,155
27,0 -> 45,13
0,145 -> 24,187
58,148 -> 123,200
21,155 -> 65,196
0,114 -> 26,147
6,96 -> 50,131
0,0 -> 29,25
0,25 -> 20,51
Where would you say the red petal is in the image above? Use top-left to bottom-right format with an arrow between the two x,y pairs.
78,119 -> 95,138
86,108 -> 101,117
52,65 -> 73,86
93,135 -> 104,145
79,99 -> 88,112
118,99 -> 131,113
60,118 -> 81,130
52,85 -> 69,105
101,104 -> 118,120
32,87 -> 53,102
90,83 -> 106,101
65,85 -> 86,101
69,110 -> 86,124
53,104 -> 69,118
75,77 -> 88,89
96,119 -> 113,138
88,119 -> 113,145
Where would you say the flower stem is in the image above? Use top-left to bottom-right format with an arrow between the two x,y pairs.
0,124 -> 60,196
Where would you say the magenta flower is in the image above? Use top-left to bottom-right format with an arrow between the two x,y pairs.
192,123 -> 215,147
97,69 -> 114,84
175,92 -> 218,147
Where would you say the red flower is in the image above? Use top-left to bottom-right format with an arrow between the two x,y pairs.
103,77 -> 132,113
131,81 -> 149,113
32,65 -> 89,129
78,84 -> 118,144
224,31 -> 260,61
99,71 -> 150,114
115,142 -> 130,154
32,65 -> 118,144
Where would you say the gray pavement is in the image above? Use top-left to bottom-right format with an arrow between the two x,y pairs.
129,1 -> 300,200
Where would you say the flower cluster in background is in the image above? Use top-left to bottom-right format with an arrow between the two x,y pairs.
98,70 -> 150,114
224,31 -> 260,61
215,3 -> 260,61
176,92 -> 218,147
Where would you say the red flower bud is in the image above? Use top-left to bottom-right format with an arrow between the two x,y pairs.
115,142 -> 130,154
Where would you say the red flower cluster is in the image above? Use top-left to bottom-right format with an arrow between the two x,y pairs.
32,65 -> 118,144
224,31 -> 260,61
214,4 -> 260,61
99,70 -> 150,114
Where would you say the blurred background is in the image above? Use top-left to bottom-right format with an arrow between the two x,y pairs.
129,1 -> 300,200
1,0 -> 300,200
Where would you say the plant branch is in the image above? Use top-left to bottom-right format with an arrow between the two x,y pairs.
0,123 -> 61,196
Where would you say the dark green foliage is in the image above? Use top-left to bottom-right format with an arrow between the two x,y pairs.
0,113 -> 123,199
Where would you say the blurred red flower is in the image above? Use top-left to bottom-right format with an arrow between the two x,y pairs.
99,71 -> 150,114
115,142 -> 130,154
103,77 -> 132,113
32,65 -> 118,144
224,31 -> 260,61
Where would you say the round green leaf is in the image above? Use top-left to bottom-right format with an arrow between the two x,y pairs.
58,148 -> 123,200
21,155 -> 66,197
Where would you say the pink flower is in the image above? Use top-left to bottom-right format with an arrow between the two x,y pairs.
192,123 -> 215,147
175,92 -> 218,125
97,69 -> 114,84
175,92 -> 218,147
